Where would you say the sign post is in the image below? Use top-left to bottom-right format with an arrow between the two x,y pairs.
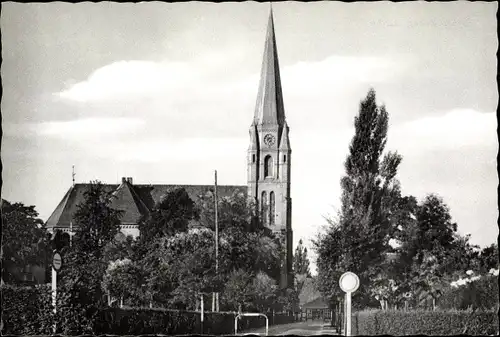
339,272 -> 359,337
200,293 -> 204,335
52,252 -> 62,333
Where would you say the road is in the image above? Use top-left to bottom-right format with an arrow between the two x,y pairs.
240,320 -> 340,336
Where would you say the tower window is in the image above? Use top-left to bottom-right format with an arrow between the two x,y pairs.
252,154 -> 256,163
283,155 -> 287,163
264,155 -> 273,177
261,191 -> 268,226
269,191 -> 275,226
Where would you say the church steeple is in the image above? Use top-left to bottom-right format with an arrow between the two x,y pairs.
247,7 -> 293,289
253,8 -> 286,127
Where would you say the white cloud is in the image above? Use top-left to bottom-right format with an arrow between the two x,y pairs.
388,109 -> 496,152
33,117 -> 145,139
56,54 -> 409,106
57,60 -> 196,102
108,137 -> 248,163
282,55 -> 411,97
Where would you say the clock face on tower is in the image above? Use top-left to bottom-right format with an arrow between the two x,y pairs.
264,133 -> 276,147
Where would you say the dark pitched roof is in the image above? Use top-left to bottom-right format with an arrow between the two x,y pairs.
46,184 -> 118,229
110,182 -> 150,224
46,182 -> 247,229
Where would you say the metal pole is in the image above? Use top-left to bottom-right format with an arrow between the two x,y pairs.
52,266 -> 57,333
345,292 -> 352,337
69,221 -> 73,248
214,170 -> 219,312
265,316 -> 269,336
201,293 -> 204,334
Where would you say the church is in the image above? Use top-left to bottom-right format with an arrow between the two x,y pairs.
46,9 -> 294,288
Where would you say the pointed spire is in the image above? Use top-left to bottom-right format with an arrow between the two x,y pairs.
254,7 -> 286,126
248,124 -> 259,151
279,122 -> 291,151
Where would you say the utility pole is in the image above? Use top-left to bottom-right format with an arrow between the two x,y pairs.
215,170 -> 219,312
69,221 -> 73,248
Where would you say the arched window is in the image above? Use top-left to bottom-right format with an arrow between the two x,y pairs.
261,191 -> 268,225
252,154 -> 256,163
283,155 -> 287,163
269,191 -> 275,226
264,155 -> 273,177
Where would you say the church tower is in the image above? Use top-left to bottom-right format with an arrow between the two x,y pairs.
247,8 -> 293,289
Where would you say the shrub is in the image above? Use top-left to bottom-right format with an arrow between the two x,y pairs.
1,284 -> 294,336
352,309 -> 499,336
94,307 -> 202,335
438,274 -> 499,310
1,284 -> 54,335
93,308 -> 294,335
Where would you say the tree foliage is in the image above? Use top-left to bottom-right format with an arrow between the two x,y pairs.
138,188 -> 199,247
55,181 -> 123,334
315,89 -> 402,308
293,239 -> 311,293
1,199 -> 51,283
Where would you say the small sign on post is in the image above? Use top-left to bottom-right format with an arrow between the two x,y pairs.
52,252 -> 62,271
339,272 -> 360,337
52,251 -> 63,333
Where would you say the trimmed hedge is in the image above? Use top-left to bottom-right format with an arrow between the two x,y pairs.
1,284 -> 54,335
94,308 -> 294,335
2,284 -> 294,335
352,309 -> 499,336
94,307 -> 202,335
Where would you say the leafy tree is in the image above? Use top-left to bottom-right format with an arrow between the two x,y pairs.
392,194 -> 462,309
221,269 -> 254,311
151,228 -> 220,310
293,239 -> 311,277
198,189 -> 258,233
103,234 -> 136,265
276,287 -> 300,312
293,239 -> 311,293
479,243 -> 499,272
198,191 -> 281,280
315,89 -> 402,308
314,222 -> 344,305
251,271 -> 278,312
101,258 -> 144,307
70,181 -> 122,259
56,181 -> 122,334
138,187 -> 199,247
1,199 -> 51,284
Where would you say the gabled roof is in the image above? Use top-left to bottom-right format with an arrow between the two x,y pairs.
45,184 -> 118,229
298,277 -> 322,307
46,182 -> 247,229
254,8 -> 286,127
110,181 -> 149,225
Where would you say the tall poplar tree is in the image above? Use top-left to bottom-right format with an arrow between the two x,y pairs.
293,239 -> 311,277
316,88 -> 402,307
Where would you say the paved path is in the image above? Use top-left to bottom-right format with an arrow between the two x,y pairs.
240,320 -> 340,336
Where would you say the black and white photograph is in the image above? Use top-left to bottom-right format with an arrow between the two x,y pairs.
1,1 -> 498,335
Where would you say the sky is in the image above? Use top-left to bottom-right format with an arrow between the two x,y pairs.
1,1 -> 498,271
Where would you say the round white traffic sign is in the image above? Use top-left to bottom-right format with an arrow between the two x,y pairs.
339,272 -> 360,293
52,252 -> 62,271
